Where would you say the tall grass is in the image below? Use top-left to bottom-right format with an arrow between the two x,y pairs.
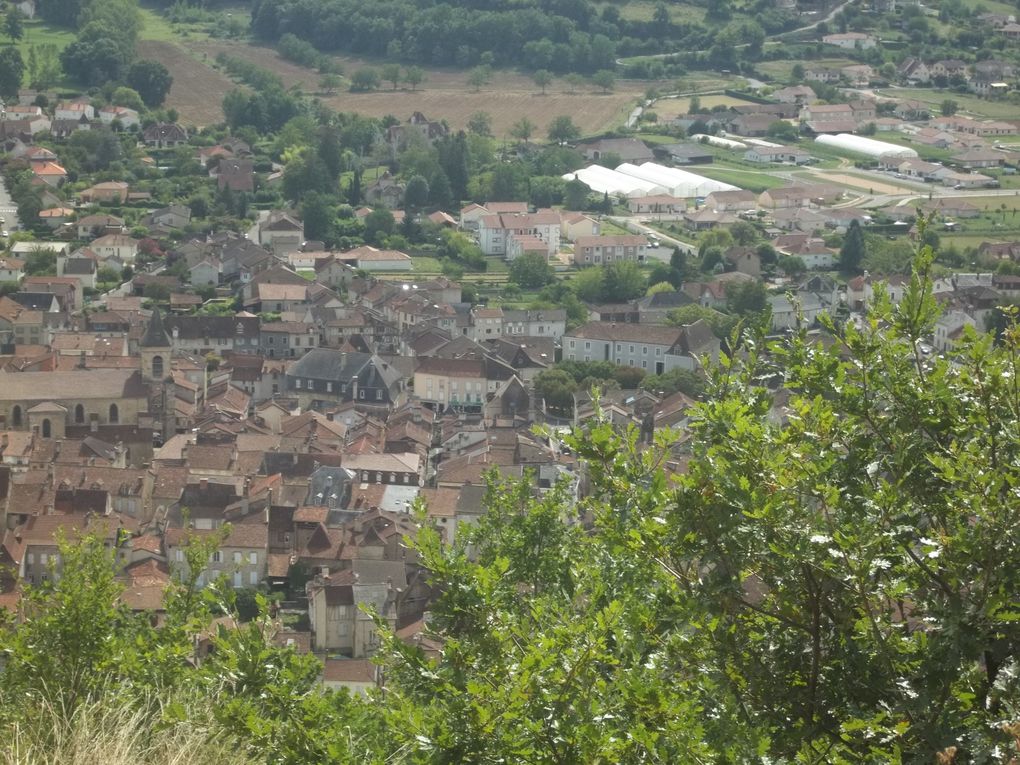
0,689 -> 245,765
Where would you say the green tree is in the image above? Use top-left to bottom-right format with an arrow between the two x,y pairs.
668,304 -> 738,338
300,191 -> 335,243
510,117 -> 536,143
467,65 -> 491,92
766,120 -> 799,142
571,266 -> 605,302
729,220 -> 759,246
0,46 -> 24,100
940,98 -> 959,116
467,111 -> 492,136
319,72 -> 342,94
363,207 -> 394,243
564,72 -> 585,94
349,67 -> 379,92
640,366 -> 706,397
403,65 -> 424,91
4,8 -> 24,43
532,68 -> 553,94
646,281 -> 674,296
532,368 -> 577,415
127,59 -> 173,108
509,251 -> 555,289
592,69 -> 615,93
111,85 -> 144,111
778,254 -> 807,277
602,260 -> 645,302
839,218 -> 867,273
547,115 -> 580,144
725,278 -> 767,316
403,174 -> 430,209
563,177 -> 590,210
381,63 -> 401,90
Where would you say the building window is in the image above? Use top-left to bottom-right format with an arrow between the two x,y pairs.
211,551 -> 221,563
108,404 -> 119,424
376,390 -> 383,401
42,419 -> 51,438
249,552 -> 258,565
233,552 -> 242,564
233,572 -> 242,588
249,571 -> 258,586
295,379 -> 302,389
359,390 -> 365,399
326,382 -> 332,392
12,406 -> 21,427
152,355 -> 163,378
75,404 -> 85,424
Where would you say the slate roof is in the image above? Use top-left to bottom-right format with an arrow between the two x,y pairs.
140,307 -> 171,348
286,348 -> 373,382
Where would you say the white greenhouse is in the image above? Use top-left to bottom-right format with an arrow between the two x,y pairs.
814,133 -> 918,159
688,134 -> 747,150
562,165 -> 667,197
615,162 -> 739,198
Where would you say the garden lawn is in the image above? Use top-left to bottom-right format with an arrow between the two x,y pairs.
695,166 -> 787,192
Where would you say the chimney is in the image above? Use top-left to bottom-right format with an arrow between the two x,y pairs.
351,374 -> 359,401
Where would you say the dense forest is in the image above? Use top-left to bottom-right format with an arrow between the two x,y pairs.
248,0 -> 794,72
4,244 -> 1020,763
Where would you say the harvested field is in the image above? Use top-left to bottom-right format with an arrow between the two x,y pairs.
652,94 -> 758,119
141,41 -> 238,127
190,40 -> 647,136
818,173 -> 915,196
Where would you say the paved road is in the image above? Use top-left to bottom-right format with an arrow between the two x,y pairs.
0,174 -> 21,232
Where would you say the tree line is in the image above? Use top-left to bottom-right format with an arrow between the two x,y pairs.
248,0 -> 798,74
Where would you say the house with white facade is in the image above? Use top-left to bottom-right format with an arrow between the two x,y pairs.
478,210 -> 560,258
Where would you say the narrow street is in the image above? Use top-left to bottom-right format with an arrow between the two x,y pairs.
0,174 -> 21,232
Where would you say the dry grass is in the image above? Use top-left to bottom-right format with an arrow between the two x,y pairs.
139,41 -> 240,127
172,39 -> 652,136
0,691 -> 245,765
652,94 -> 759,119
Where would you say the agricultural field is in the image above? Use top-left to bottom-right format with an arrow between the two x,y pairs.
594,0 -> 708,23
651,93 -> 759,120
755,58 -> 857,81
875,88 -> 1020,121
141,40 -> 238,126
695,166 -> 788,192
935,195 -> 1020,249
185,40 -> 650,136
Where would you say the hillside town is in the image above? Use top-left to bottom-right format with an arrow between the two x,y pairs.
0,0 -> 1018,736
2,67 -> 1020,691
